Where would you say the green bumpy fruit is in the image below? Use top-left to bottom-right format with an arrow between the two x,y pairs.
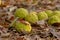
14,8 -> 28,19
25,12 -> 38,23
37,11 -> 48,20
45,10 -> 53,17
53,11 -> 60,17
15,21 -> 32,32
48,15 -> 60,25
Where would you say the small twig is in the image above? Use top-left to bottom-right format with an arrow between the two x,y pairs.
9,17 -> 19,27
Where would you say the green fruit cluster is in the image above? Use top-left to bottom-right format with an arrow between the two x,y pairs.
48,10 -> 60,25
48,15 -> 60,25
14,8 -> 60,32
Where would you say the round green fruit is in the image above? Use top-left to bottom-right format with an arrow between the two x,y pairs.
45,10 -> 53,17
53,10 -> 60,17
37,11 -> 48,20
25,12 -> 38,23
48,15 -> 60,25
14,21 -> 32,32
14,8 -> 28,19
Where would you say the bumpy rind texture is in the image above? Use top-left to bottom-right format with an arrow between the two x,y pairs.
45,10 -> 53,17
14,8 -> 28,19
37,11 -> 48,20
53,11 -> 60,17
15,21 -> 32,32
48,15 -> 60,25
25,12 -> 38,23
